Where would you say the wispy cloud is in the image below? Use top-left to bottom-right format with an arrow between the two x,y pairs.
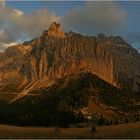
61,1 -> 126,35
0,0 -> 5,7
0,42 -> 17,50
0,1 -> 58,51
0,1 -> 127,51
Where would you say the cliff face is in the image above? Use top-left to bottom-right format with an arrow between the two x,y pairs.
0,22 -> 140,95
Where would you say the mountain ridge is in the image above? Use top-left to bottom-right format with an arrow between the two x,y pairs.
0,22 -> 140,102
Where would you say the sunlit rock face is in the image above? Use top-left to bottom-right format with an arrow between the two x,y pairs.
47,22 -> 65,39
0,22 -> 140,93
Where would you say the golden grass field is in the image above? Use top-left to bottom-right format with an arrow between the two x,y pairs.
0,121 -> 140,139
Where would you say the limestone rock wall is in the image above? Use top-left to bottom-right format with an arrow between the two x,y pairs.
0,23 -> 140,93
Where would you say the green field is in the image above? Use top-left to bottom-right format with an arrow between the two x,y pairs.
0,121 -> 140,139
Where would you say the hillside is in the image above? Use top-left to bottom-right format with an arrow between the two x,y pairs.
0,72 -> 139,127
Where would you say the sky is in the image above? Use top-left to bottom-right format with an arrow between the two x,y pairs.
0,0 -> 140,52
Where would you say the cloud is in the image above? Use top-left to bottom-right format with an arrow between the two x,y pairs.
0,1 -> 127,52
0,0 -> 5,7
0,42 -> 18,50
0,2 -> 58,51
61,1 -> 126,35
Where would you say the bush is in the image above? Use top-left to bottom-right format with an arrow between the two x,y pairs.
114,119 -> 119,125
98,117 -> 106,126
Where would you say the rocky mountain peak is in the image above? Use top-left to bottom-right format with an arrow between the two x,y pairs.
47,22 -> 65,39
1,23 -> 140,99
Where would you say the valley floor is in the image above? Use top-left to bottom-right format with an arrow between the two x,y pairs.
0,121 -> 140,139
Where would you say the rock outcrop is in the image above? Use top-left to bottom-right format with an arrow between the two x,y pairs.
47,22 -> 65,39
0,22 -> 140,97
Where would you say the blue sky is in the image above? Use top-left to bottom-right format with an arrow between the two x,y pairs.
1,1 -> 140,52
6,1 -> 140,29
6,1 -> 86,15
119,1 -> 140,31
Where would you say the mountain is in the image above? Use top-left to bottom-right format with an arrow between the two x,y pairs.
0,22 -> 140,102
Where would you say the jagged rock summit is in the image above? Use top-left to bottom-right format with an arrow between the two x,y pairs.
47,22 -> 65,39
0,22 -> 140,102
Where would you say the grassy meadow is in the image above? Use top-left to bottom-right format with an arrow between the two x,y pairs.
0,121 -> 140,139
